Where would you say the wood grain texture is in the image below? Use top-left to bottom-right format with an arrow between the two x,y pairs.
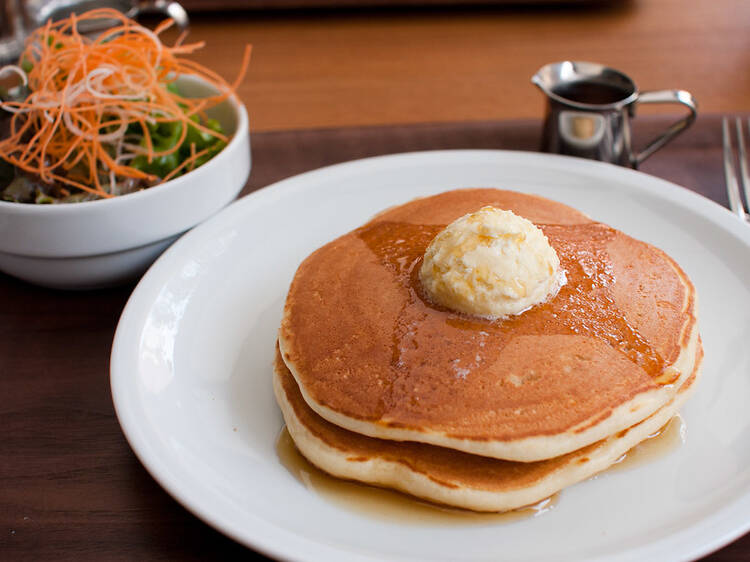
178,0 -> 750,131
0,115 -> 747,560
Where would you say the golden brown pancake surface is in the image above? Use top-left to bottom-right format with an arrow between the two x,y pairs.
279,189 -> 697,460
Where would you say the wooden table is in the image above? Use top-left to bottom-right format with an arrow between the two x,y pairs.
182,0 -> 750,132
3,1 -> 750,560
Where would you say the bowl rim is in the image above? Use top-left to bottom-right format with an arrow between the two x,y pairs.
0,74 -> 249,214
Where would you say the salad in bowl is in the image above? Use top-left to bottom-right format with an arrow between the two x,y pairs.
0,8 -> 251,288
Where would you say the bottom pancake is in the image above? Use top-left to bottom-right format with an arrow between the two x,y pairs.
273,344 -> 703,513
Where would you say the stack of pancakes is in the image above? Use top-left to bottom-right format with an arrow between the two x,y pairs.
274,188 -> 702,512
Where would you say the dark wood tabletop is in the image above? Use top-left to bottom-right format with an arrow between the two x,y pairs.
2,114 -> 749,560
3,1 -> 750,559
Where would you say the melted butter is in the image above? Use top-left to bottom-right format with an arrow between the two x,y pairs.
355,220 -> 666,394
276,427 -> 557,525
606,415 -> 685,473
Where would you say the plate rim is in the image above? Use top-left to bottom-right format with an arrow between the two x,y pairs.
110,149 -> 750,562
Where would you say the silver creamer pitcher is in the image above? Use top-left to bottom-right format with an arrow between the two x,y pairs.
532,61 -> 697,168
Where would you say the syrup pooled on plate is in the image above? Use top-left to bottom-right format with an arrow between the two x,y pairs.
276,415 -> 685,522
606,415 -> 685,473
276,427 -> 556,525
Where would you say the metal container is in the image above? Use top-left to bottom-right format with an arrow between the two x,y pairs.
532,61 -> 697,168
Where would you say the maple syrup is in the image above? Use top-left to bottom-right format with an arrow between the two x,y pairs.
552,80 -> 633,105
276,413 -> 685,522
276,427 -> 557,525
606,415 -> 685,473
354,220 -> 666,389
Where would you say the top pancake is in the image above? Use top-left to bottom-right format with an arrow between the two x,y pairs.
279,188 -> 698,461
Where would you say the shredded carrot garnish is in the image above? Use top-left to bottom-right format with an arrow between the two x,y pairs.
0,8 -> 251,199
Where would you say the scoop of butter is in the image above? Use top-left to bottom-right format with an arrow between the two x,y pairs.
419,206 -> 563,318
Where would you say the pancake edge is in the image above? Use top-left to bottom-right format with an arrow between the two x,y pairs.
274,347 -> 703,513
278,318 -> 699,462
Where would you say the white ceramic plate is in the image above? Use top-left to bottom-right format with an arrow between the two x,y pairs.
111,150 -> 750,562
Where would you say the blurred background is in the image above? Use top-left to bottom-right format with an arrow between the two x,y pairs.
3,0 -> 748,131
172,0 -> 749,131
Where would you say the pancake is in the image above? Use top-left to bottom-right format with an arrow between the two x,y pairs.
274,344 -> 703,513
279,188 -> 699,461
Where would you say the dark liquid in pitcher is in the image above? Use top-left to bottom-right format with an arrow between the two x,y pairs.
553,80 -> 632,104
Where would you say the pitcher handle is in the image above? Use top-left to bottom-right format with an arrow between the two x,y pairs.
129,1 -> 189,29
631,89 -> 697,167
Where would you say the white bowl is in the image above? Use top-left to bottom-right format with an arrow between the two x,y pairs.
0,75 -> 251,289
